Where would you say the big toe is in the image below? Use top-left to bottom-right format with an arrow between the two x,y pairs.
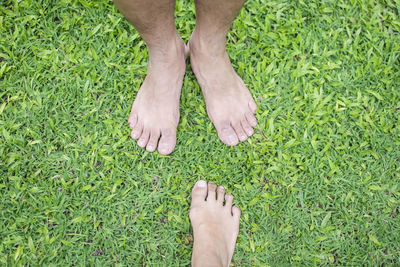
216,123 -> 239,146
191,180 -> 208,208
158,128 -> 176,155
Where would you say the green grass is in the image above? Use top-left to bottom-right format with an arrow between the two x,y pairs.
1,0 -> 400,265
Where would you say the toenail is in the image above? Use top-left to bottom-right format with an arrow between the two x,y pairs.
159,144 -> 168,152
196,180 -> 207,187
147,145 -> 154,150
228,135 -> 236,144
218,186 -> 224,190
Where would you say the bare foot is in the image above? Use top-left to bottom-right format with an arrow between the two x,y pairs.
188,33 -> 257,146
128,37 -> 187,155
190,180 -> 241,267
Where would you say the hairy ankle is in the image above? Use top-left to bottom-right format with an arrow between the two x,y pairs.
147,35 -> 186,65
189,29 -> 226,58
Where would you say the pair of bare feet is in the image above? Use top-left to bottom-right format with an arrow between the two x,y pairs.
190,180 -> 240,266
128,33 -> 258,155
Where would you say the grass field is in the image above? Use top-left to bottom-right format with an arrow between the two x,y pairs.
1,0 -> 400,265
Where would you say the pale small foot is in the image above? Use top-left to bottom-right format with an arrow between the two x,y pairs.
190,180 -> 241,267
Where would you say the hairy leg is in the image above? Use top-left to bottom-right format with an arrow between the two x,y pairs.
114,0 -> 187,154
189,0 -> 257,146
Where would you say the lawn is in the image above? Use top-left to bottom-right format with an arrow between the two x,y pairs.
1,0 -> 399,265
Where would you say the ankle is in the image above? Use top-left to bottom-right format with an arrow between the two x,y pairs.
189,28 -> 227,58
147,35 -> 186,64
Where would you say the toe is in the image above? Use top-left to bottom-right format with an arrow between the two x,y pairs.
206,182 -> 217,202
225,194 -> 233,209
191,180 -> 208,208
216,185 -> 225,204
137,129 -> 150,148
241,118 -> 254,137
128,113 -> 138,129
131,122 -> 143,140
232,122 -> 248,142
248,99 -> 257,114
246,112 -> 257,127
146,130 -> 160,152
216,123 -> 239,146
158,128 -> 176,155
232,205 -> 241,220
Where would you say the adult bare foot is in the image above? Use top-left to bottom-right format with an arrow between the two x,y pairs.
128,37 -> 187,155
190,180 -> 241,267
188,33 -> 257,146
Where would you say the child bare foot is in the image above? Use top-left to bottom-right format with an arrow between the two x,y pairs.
190,180 -> 241,267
